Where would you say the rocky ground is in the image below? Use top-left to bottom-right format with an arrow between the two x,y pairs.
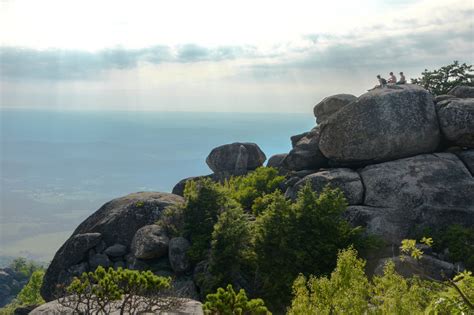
36,84 -> 474,313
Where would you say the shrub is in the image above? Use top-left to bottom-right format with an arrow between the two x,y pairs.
226,167 -> 285,211
411,61 -> 474,95
209,202 -> 253,291
288,247 -> 369,315
181,178 -> 228,263
8,257 -> 43,279
58,266 -> 177,314
289,243 -> 474,314
0,270 -> 46,315
203,284 -> 270,315
254,184 -> 361,310
433,225 -> 474,270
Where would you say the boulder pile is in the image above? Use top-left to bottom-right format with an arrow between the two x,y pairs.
40,84 -> 474,304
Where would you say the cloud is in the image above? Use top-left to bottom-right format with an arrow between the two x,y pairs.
0,44 -> 259,80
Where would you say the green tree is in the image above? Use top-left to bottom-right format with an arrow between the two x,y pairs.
225,167 -> 285,210
254,184 -> 360,310
203,284 -> 270,315
209,202 -> 253,290
411,61 -> 474,95
59,266 -> 175,314
15,270 -> 45,306
182,178 -> 228,263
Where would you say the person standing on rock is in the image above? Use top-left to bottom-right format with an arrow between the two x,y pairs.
388,72 -> 397,84
397,72 -> 406,84
368,75 -> 387,91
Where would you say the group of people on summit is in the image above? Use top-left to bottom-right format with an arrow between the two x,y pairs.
369,72 -> 406,90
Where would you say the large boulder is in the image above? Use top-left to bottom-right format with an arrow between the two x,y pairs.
266,153 -> 288,169
285,168 -> 363,205
41,192 -> 184,302
448,85 -> 474,98
313,94 -> 357,124
436,98 -> 474,148
131,225 -> 170,260
206,142 -> 266,173
356,153 -> 474,243
318,85 -> 440,164
282,127 -> 327,171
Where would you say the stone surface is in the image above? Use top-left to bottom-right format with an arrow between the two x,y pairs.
356,153 -> 474,243
169,237 -> 191,275
88,253 -> 111,270
285,168 -> 363,205
41,192 -> 184,301
374,255 -> 458,281
456,149 -> 474,175
434,94 -> 456,103
104,244 -> 127,257
266,153 -> 288,168
436,98 -> 474,147
313,93 -> 357,124
206,142 -> 266,173
448,85 -> 474,98
131,225 -> 170,260
283,127 -> 327,171
319,84 -> 440,164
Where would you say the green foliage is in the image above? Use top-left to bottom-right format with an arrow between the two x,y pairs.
8,257 -> 43,279
182,178 -> 228,263
254,184 -> 361,310
427,271 -> 474,314
16,270 -> 45,306
289,247 -> 370,314
225,167 -> 285,211
0,270 -> 45,315
433,225 -> 474,270
411,61 -> 474,95
289,244 -> 474,315
60,266 -> 174,314
209,202 -> 253,291
203,284 -> 270,315
371,261 -> 437,314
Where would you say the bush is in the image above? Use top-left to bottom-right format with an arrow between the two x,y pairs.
288,245 -> 474,314
58,266 -> 178,314
433,225 -> 474,270
209,202 -> 253,291
226,167 -> 285,211
181,178 -> 228,263
203,284 -> 270,315
254,184 -> 361,310
0,270 -> 46,315
411,61 -> 474,95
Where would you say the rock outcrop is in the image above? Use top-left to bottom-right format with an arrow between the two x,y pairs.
285,168 -> 363,205
40,83 -> 474,306
318,85 -> 440,164
206,142 -> 266,173
351,153 -> 474,243
436,98 -> 474,148
313,93 -> 357,124
448,85 -> 474,98
282,127 -> 327,171
41,192 -> 184,302
0,268 -> 28,307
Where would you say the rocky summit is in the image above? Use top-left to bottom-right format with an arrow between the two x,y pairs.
39,84 -> 474,308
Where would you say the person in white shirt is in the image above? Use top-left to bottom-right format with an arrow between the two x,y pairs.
388,72 -> 397,84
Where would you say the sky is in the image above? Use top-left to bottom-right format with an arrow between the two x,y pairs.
0,0 -> 473,112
